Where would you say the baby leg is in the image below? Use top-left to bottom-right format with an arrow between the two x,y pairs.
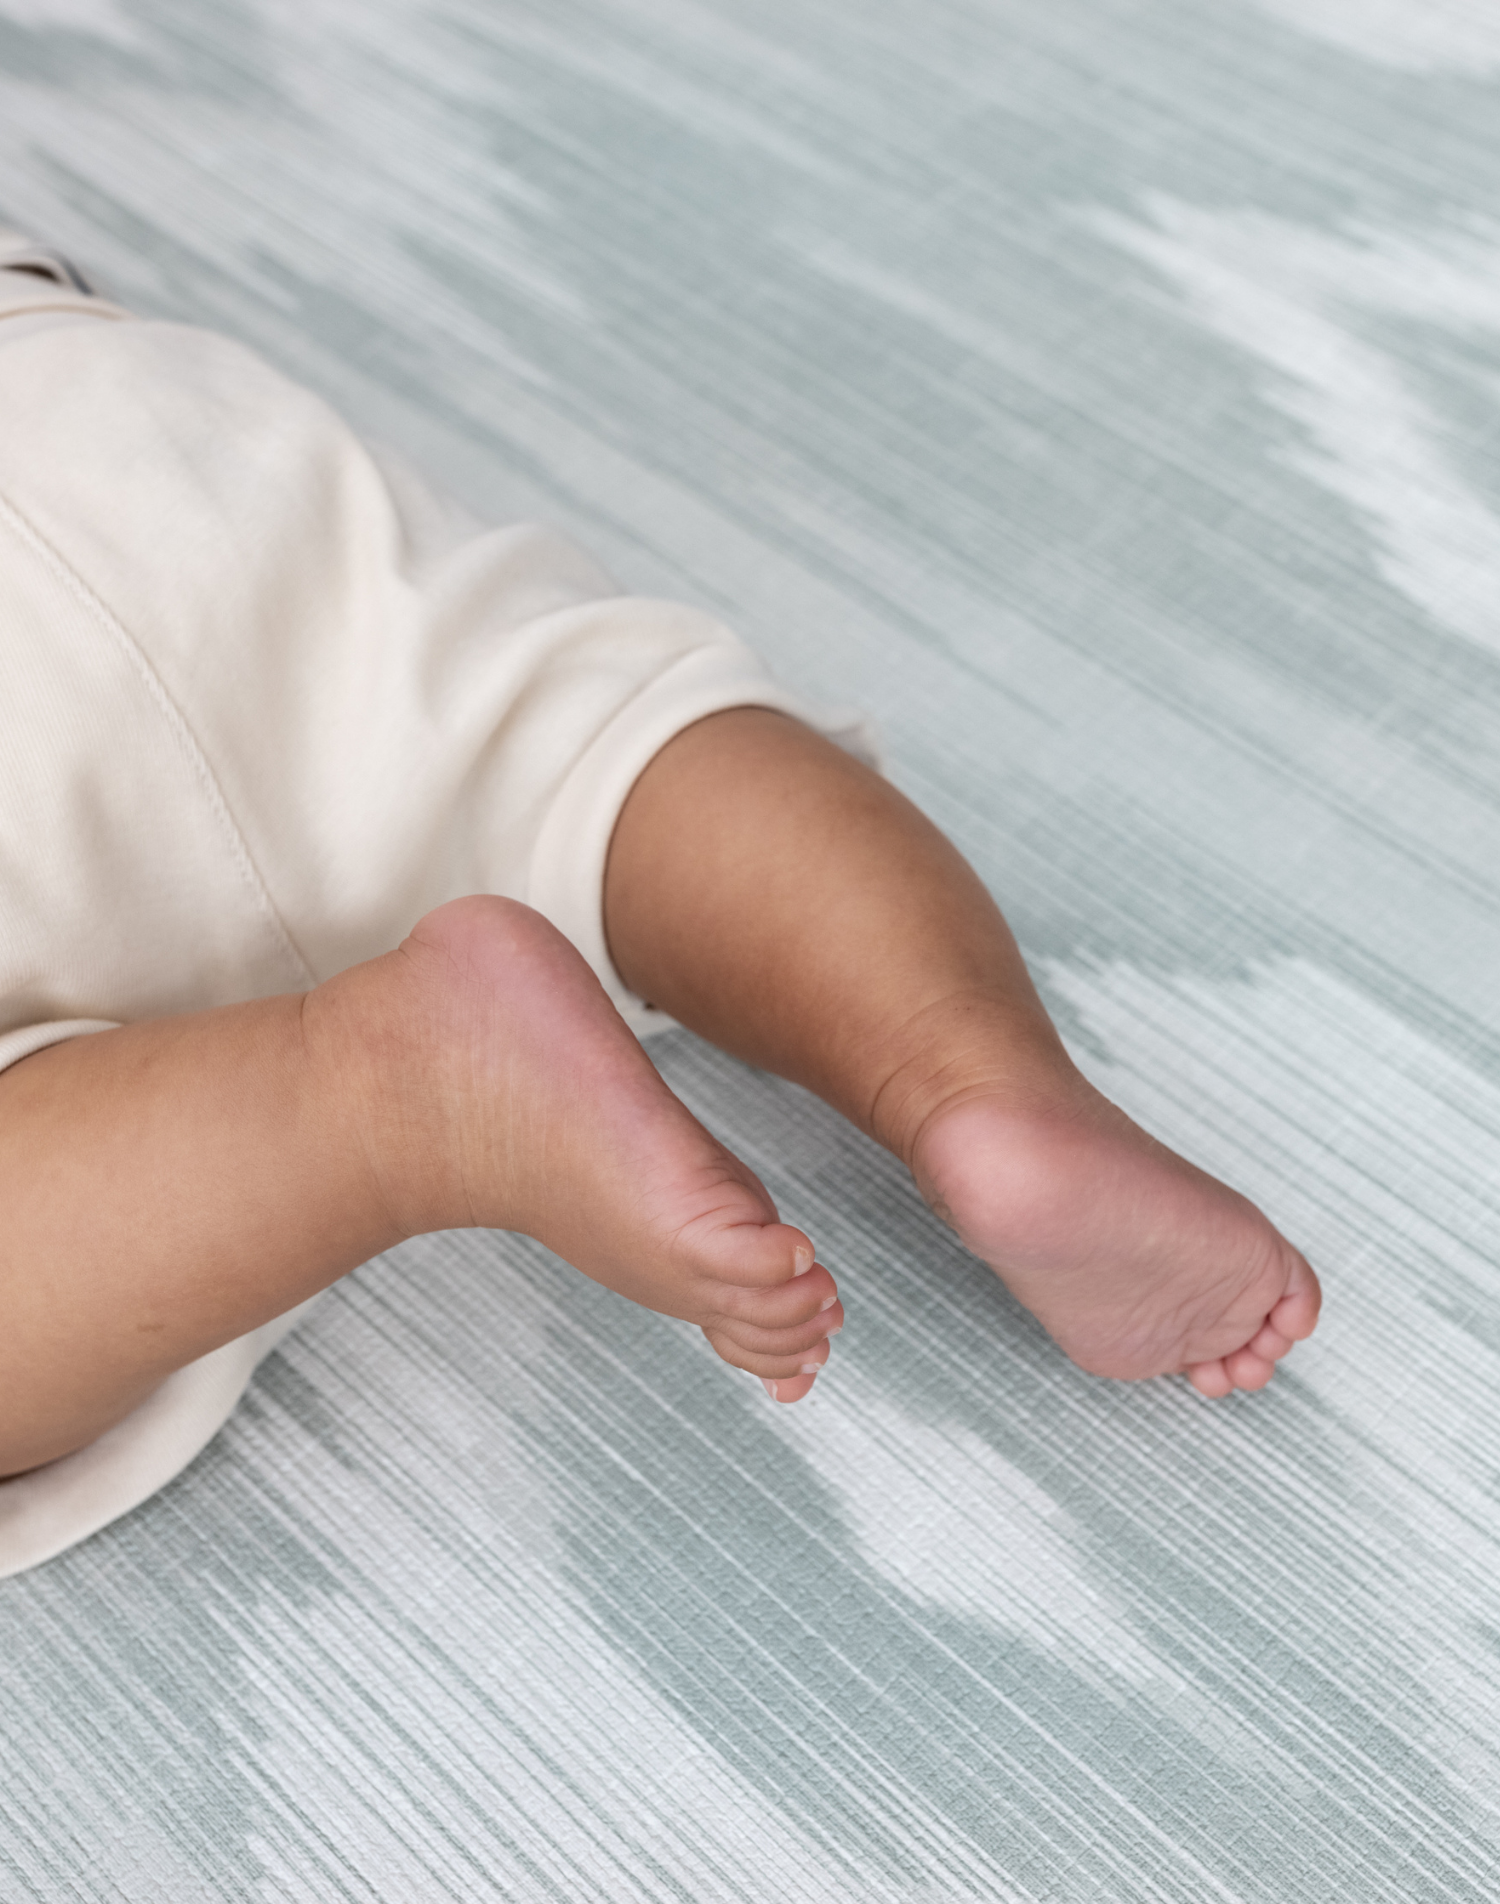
605,708 -> 1320,1398
0,897 -> 840,1476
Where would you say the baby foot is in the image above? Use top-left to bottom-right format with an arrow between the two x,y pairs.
910,1082 -> 1320,1396
349,896 -> 842,1403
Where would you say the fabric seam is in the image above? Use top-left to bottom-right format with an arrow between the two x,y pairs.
0,488 -> 318,987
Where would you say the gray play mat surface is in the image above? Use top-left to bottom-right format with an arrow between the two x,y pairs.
3,2 -> 1500,1897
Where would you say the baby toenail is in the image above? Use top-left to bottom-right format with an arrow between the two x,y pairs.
799,1363 -> 822,1377
761,1378 -> 779,1400
818,1294 -> 837,1311
793,1247 -> 814,1276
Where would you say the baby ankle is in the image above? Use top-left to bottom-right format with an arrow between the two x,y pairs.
865,992 -> 1080,1169
300,953 -> 472,1241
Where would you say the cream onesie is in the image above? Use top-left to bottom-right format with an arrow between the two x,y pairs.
0,262 -> 851,1577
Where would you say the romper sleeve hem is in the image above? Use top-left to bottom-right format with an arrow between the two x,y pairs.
524,610 -> 879,1039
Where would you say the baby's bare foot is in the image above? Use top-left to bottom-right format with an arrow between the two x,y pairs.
348,896 -> 841,1403
910,1081 -> 1320,1397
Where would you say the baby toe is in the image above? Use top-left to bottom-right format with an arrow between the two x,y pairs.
1187,1359 -> 1234,1399
711,1310 -> 840,1364
704,1326 -> 831,1387
1249,1320 -> 1294,1361
1270,1251 -> 1322,1341
718,1265 -> 839,1332
1224,1345 -> 1276,1391
707,1220 -> 819,1289
761,1371 -> 820,1405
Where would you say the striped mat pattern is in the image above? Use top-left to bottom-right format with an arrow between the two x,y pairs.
2,1 -> 1499,1896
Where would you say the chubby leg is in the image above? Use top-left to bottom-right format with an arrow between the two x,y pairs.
605,708 -> 1320,1398
0,897 -> 841,1476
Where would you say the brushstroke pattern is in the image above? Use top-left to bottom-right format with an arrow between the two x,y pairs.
1,0 -> 1498,1896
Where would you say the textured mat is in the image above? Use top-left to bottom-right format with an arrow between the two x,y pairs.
3,2 -> 1500,1898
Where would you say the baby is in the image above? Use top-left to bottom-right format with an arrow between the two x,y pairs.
0,232 -> 1319,1571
